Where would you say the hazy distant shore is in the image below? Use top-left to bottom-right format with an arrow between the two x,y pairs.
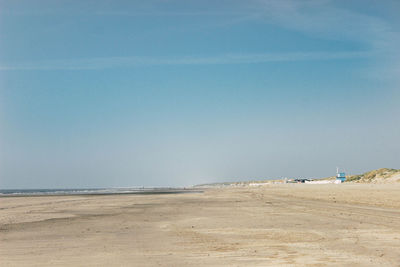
0,188 -> 203,197
1,183 -> 400,266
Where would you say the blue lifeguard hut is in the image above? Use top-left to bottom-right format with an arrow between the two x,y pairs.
336,167 -> 346,182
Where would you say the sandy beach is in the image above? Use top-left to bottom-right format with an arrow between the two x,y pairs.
1,184 -> 400,266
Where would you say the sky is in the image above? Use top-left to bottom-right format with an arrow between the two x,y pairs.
0,0 -> 399,188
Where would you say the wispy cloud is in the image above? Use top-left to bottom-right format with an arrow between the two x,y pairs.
256,0 -> 396,48
252,0 -> 400,82
0,51 -> 370,71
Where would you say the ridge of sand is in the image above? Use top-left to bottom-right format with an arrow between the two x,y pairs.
346,168 -> 400,184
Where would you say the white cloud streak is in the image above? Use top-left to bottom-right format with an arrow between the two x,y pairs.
0,51 -> 370,71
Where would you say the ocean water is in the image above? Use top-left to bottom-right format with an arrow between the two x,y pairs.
0,188 -> 202,197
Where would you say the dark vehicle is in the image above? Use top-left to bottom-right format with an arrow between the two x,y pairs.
294,179 -> 312,183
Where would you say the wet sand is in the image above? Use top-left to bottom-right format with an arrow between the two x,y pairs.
1,184 -> 400,266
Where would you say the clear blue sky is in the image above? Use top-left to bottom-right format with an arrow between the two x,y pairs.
0,0 -> 399,188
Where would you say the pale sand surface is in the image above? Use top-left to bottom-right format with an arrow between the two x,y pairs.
1,184 -> 400,266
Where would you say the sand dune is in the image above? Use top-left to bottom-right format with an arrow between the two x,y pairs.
346,168 -> 400,184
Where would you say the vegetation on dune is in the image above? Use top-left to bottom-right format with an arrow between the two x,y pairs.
346,168 -> 400,183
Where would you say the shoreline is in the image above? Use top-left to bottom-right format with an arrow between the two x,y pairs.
0,188 -> 203,198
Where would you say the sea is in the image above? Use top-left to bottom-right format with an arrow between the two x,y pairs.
0,187 -> 203,197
